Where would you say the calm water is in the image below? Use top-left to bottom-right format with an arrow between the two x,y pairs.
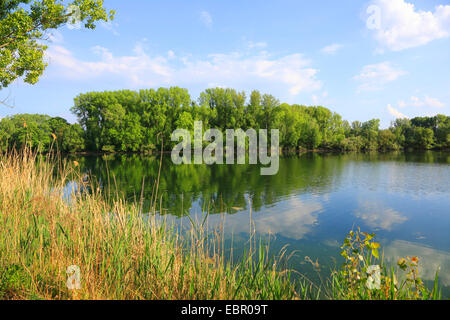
72,151 -> 450,296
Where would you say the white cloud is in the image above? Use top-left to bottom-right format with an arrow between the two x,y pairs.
48,30 -> 64,44
311,91 -> 329,106
423,96 -> 445,108
46,44 -> 172,87
355,201 -> 408,231
200,11 -> 213,28
167,50 -> 176,60
369,0 -> 450,51
388,104 -> 408,119
320,43 -> 343,55
398,95 -> 445,108
410,96 -> 421,106
45,43 -> 322,96
100,21 -> 120,36
247,41 -> 268,50
397,100 -> 407,108
354,61 -> 406,91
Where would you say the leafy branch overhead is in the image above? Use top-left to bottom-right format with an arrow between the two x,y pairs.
0,0 -> 115,88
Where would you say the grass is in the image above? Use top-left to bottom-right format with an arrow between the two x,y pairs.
0,148 -> 443,300
0,148 -> 301,300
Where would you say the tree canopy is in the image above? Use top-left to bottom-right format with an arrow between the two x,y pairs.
1,87 -> 449,154
0,0 -> 114,89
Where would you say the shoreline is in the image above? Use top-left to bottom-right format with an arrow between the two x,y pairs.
0,149 -> 443,300
29,147 -> 450,157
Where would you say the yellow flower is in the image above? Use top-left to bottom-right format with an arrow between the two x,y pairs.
73,161 -> 79,167
397,258 -> 407,266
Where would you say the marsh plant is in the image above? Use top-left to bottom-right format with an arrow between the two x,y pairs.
0,148 -> 442,300
330,228 -> 441,300
0,148 -> 299,300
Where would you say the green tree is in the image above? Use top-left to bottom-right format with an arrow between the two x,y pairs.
260,94 -> 280,131
378,129 -> 399,151
0,114 -> 51,151
246,90 -> 262,130
62,123 -> 85,152
0,0 -> 114,89
360,119 -> 380,150
412,127 -> 435,150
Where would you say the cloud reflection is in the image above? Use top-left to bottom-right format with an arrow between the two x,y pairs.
252,198 -> 323,240
188,197 -> 323,241
355,201 -> 407,231
384,240 -> 450,286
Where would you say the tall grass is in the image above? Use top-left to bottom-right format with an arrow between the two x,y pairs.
0,148 -> 302,300
0,148 -> 442,300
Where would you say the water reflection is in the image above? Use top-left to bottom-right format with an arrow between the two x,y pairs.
188,196 -> 324,241
384,240 -> 450,289
71,153 -> 349,216
354,201 -> 408,231
67,151 -> 450,296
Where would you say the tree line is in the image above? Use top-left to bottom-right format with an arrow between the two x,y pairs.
0,87 -> 449,153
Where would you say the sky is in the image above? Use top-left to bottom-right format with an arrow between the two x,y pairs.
1,0 -> 450,128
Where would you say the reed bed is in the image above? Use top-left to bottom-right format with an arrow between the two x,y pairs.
0,149 -> 301,300
0,149 -> 442,300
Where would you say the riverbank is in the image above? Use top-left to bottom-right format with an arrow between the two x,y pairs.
3,147 -> 450,158
0,150 -> 442,300
0,150 -> 301,300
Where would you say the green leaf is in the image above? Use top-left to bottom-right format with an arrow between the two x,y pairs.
372,248 -> 379,260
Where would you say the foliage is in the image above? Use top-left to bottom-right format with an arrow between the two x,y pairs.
0,113 -> 85,152
0,0 -> 114,89
330,228 -> 441,300
2,87 -> 450,153
69,88 -> 450,153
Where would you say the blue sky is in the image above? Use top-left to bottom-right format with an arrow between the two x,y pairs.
2,0 -> 450,127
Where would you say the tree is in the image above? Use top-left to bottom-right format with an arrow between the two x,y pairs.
360,119 -> 380,150
246,90 -> 262,130
378,129 -> 399,151
391,118 -> 411,148
48,116 -> 69,147
260,94 -> 280,130
62,123 -> 85,152
412,127 -> 435,150
5,87 -> 447,154
434,115 -> 450,148
0,113 -> 51,151
0,0 -> 114,89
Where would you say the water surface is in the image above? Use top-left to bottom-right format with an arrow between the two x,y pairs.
72,151 -> 450,296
